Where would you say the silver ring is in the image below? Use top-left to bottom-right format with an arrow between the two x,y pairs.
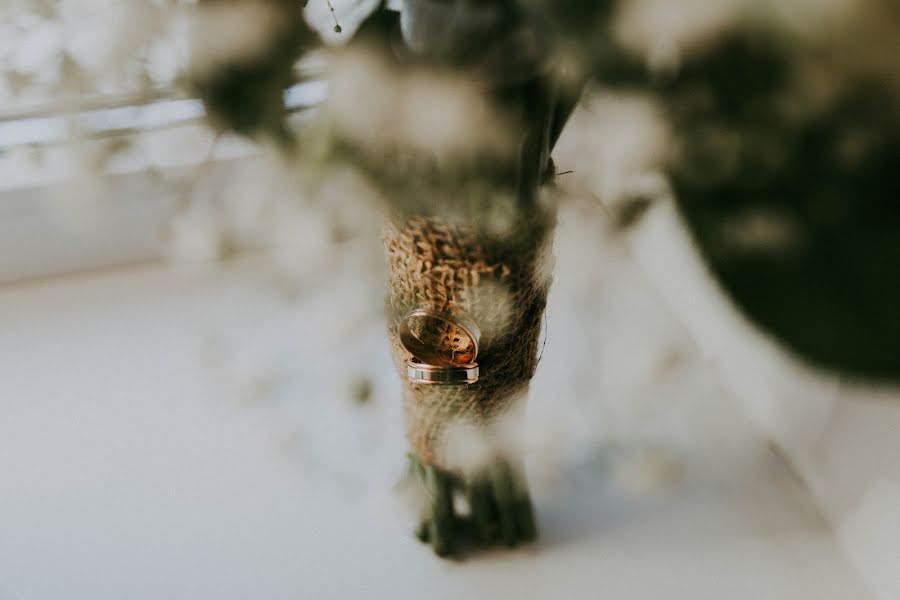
406,359 -> 479,385
398,306 -> 481,368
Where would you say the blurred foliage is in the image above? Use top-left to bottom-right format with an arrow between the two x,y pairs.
190,0 -> 316,144
185,0 -> 900,381
656,31 -> 900,380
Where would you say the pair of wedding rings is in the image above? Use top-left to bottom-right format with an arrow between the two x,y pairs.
399,306 -> 481,385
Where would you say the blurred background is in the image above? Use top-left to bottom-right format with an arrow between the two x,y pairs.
1,1 -> 898,598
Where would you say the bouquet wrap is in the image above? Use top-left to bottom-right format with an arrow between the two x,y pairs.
384,212 -> 555,468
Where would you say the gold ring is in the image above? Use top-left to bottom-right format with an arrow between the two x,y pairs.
398,306 -> 481,368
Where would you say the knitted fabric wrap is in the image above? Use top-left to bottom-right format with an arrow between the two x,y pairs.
384,211 -> 556,467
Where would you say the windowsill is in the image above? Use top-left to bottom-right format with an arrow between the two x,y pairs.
0,80 -> 324,285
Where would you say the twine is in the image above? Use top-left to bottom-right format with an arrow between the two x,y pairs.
384,211 -> 555,466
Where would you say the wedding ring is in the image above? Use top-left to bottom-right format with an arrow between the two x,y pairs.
406,359 -> 479,385
398,307 -> 481,367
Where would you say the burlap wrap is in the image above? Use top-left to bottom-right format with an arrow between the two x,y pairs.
384,211 -> 556,467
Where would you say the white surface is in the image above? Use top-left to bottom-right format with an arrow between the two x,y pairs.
0,204 -> 874,599
589,176 -> 900,600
